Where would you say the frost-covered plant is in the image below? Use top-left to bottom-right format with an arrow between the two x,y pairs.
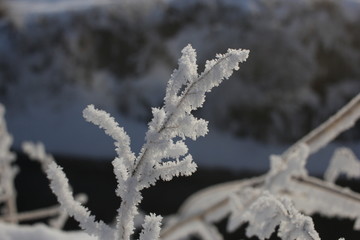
22,141 -> 87,229
228,191 -> 320,240
22,141 -> 55,171
45,44 -> 249,240
161,93 -> 360,240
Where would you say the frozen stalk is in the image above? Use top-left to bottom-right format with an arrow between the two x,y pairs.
228,191 -> 320,240
324,147 -> 360,183
0,103 -> 18,224
22,141 -> 55,171
46,44 -> 249,240
22,141 -> 88,229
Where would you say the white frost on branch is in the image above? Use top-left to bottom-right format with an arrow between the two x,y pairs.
228,191 -> 320,240
46,162 -> 116,239
46,44 -> 249,240
162,219 -> 223,240
324,147 -> 360,183
265,143 -> 309,192
139,214 -> 162,240
83,104 -> 136,176
22,141 -> 88,229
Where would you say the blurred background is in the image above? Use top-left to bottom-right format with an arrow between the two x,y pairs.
1,0 -> 360,172
1,0 -> 360,238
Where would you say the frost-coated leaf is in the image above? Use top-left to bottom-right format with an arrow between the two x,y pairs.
175,114 -> 209,140
178,48 -> 249,113
243,192 -> 287,239
139,214 -> 162,240
165,44 -> 198,113
277,198 -> 320,240
83,105 -> 135,169
227,188 -> 262,233
156,155 -> 197,182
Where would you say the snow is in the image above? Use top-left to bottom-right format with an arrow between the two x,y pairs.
5,0 -> 118,21
4,0 -> 165,27
0,222 -> 96,240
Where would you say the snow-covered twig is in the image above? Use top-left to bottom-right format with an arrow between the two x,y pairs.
22,141 -> 88,229
46,44 -> 249,240
0,194 -> 86,228
228,191 -> 320,240
47,162 -> 116,239
0,204 -> 61,223
163,219 -> 223,240
22,141 -> 55,171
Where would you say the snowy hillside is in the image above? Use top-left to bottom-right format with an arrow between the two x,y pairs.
1,0 -> 360,174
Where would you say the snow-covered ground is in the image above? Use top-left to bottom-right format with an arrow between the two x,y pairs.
4,0 -> 164,27
0,222 -> 95,240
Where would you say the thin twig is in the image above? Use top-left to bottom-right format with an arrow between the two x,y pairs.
0,205 -> 61,222
160,177 -> 265,238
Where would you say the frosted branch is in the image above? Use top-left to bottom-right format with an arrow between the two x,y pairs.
133,45 -> 249,183
45,45 -> 248,240
229,192 -> 320,240
162,219 -> 223,240
265,143 -> 309,191
83,105 -> 136,171
22,141 -> 55,170
324,147 -> 360,183
153,155 -> 197,182
46,162 -> 115,239
139,214 -> 162,240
